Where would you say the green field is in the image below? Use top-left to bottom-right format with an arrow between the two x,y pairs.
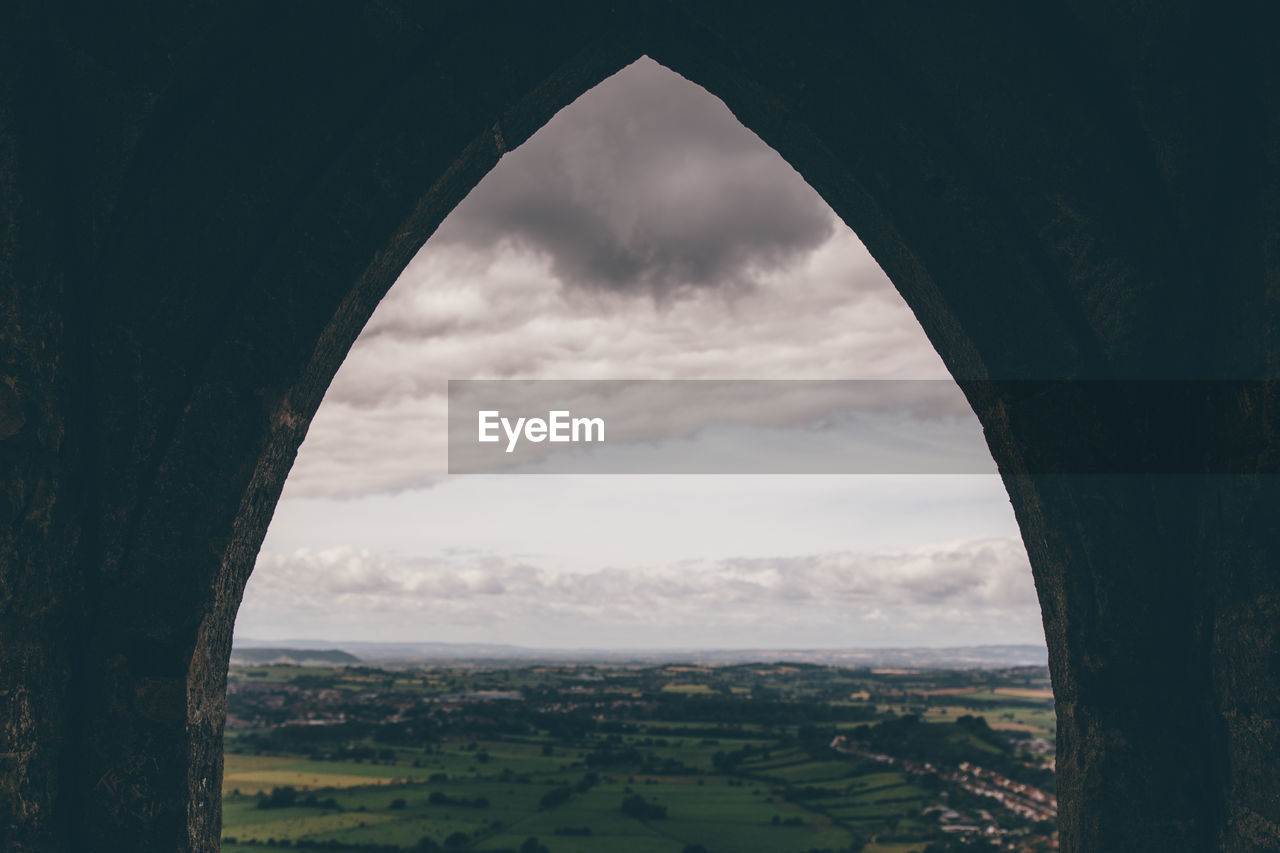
221,661 -> 1057,851
222,742 -> 879,851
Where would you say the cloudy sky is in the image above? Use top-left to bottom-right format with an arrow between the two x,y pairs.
236,58 -> 1043,650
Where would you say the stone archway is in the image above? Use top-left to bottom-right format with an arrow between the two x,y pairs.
1,4 -> 1275,852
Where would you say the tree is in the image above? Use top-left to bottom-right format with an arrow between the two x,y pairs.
256,786 -> 298,809
621,794 -> 668,819
539,786 -> 573,810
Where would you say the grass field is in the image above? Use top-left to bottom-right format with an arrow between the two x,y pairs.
222,742 -> 881,851
221,661 -> 1056,851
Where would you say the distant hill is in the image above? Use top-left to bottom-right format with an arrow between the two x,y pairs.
232,639 -> 1046,669
229,647 -> 360,666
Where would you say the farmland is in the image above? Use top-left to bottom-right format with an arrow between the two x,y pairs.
222,661 -> 1057,852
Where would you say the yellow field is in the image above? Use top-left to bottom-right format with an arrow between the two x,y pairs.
866,842 -> 927,853
661,683 -> 713,693
224,754 -> 300,772
994,687 -> 1054,699
222,755 -> 412,795
224,811 -> 397,842
988,721 -> 1045,732
223,769 -> 407,794
917,705 -> 1053,735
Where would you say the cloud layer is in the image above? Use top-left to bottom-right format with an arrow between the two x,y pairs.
286,59 -> 949,498
433,58 -> 835,299
238,538 -> 1041,648
241,58 -> 1039,650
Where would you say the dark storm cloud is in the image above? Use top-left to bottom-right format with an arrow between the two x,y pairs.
433,57 -> 835,299
284,58 -> 951,498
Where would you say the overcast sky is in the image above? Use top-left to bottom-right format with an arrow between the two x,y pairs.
236,58 -> 1043,650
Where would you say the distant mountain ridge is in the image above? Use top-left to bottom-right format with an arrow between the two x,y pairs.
232,639 -> 1046,669
229,647 -> 361,666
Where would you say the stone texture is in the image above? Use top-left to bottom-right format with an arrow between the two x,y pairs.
0,2 -> 1277,851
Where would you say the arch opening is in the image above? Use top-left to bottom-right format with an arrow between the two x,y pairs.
222,57 -> 1055,851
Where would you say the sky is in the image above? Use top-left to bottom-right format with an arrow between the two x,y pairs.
234,57 -> 1044,650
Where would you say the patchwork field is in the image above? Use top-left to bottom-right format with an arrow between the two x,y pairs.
223,751 -> 874,852
222,661 -> 1057,851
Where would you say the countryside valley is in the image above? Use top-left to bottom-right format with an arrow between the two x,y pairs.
221,651 -> 1057,853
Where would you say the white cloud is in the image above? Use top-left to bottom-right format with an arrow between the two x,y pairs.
237,538 -> 1040,648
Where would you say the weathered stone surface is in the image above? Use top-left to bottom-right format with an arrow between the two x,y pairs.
1,2 -> 1277,851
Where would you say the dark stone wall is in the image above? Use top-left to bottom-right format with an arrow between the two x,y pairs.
0,2 -> 1276,850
